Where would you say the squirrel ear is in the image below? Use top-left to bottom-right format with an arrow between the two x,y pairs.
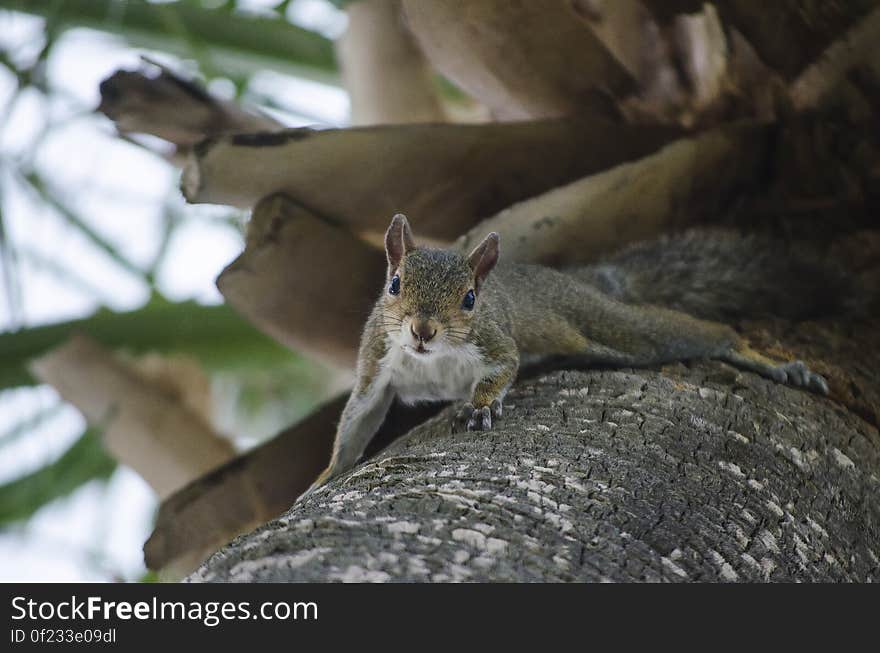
385,213 -> 415,272
467,232 -> 500,292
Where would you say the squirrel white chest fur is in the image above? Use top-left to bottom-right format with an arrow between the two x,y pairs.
380,341 -> 499,405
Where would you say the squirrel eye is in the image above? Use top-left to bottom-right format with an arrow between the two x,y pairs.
388,275 -> 401,296
462,289 -> 475,310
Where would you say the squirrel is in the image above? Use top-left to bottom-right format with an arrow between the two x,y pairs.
304,214 -> 830,495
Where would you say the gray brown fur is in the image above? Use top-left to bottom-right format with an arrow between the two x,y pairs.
302,215 -> 831,496
576,229 -> 858,322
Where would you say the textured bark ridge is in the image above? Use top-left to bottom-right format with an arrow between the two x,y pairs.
191,318 -> 879,582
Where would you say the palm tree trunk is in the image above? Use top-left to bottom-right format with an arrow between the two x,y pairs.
190,311 -> 880,582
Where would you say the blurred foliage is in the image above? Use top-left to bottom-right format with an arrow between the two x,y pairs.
0,0 -> 339,81
139,569 -> 159,583
0,0 -> 346,579
0,298 -> 301,390
0,429 -> 116,526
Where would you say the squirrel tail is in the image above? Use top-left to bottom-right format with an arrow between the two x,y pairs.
571,228 -> 878,322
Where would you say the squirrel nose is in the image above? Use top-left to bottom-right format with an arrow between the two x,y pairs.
410,320 -> 437,343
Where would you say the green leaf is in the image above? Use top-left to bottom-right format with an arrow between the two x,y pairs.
0,429 -> 117,526
139,569 -> 160,583
0,298 -> 299,391
0,401 -> 64,448
0,0 -> 339,82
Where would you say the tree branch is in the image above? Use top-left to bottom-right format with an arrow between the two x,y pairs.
182,117 -> 681,243
216,194 -> 386,368
401,0 -> 634,120
99,59 -> 284,149
30,334 -> 235,498
337,0 -> 446,125
456,122 -> 772,265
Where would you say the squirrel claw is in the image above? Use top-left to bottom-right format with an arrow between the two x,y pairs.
778,360 -> 829,395
467,406 -> 492,431
453,403 -> 498,432
452,403 -> 475,433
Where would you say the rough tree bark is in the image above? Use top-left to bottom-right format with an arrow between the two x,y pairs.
191,269 -> 880,582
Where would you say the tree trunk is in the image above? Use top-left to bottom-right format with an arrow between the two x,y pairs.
190,311 -> 880,582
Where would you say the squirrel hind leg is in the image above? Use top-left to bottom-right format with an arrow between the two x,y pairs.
775,360 -> 830,395
722,345 -> 829,395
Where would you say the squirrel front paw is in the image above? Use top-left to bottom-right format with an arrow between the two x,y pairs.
453,400 -> 503,432
775,360 -> 829,395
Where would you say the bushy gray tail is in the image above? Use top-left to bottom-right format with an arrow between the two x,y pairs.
571,229 -> 877,323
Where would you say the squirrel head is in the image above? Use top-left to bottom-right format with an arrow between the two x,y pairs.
382,213 -> 499,356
